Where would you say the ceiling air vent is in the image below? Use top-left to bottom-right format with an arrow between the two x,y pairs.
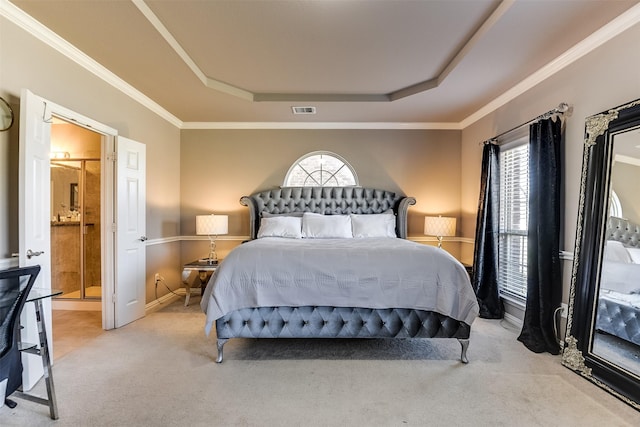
292,106 -> 316,115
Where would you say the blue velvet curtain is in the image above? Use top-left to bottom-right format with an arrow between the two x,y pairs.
472,143 -> 503,319
517,117 -> 563,354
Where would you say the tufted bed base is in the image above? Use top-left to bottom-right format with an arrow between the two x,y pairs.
596,297 -> 640,345
208,187 -> 475,364
215,306 -> 471,363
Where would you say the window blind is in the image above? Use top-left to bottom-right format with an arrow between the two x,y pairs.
499,142 -> 529,301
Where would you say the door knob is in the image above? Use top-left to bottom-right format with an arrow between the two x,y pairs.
26,249 -> 44,259
139,236 -> 148,241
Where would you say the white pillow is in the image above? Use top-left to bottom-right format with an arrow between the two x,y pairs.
302,212 -> 352,238
626,247 -> 640,264
603,240 -> 632,263
350,213 -> 396,238
261,212 -> 304,218
257,216 -> 302,239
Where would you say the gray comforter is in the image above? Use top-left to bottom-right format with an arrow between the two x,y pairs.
202,237 -> 479,335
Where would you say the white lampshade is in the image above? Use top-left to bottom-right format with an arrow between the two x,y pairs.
424,215 -> 456,237
196,214 -> 228,236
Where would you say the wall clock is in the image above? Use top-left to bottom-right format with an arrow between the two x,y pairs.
1,96 -> 15,131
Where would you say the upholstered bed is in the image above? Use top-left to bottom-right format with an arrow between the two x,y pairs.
596,217 -> 640,345
201,187 -> 479,363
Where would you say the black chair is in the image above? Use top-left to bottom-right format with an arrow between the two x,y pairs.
0,265 -> 40,409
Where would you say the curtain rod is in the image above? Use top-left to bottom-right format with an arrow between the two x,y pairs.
483,102 -> 570,145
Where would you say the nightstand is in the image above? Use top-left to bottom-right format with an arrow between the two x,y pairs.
181,259 -> 220,306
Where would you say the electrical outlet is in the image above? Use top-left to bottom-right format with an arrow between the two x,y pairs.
560,303 -> 568,319
154,273 -> 163,282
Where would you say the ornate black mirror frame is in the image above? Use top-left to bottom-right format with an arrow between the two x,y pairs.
562,98 -> 640,410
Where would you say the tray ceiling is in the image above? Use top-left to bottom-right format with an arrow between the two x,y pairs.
7,0 -> 640,125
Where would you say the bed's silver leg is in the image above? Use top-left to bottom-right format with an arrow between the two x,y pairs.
216,338 -> 229,363
458,338 -> 470,364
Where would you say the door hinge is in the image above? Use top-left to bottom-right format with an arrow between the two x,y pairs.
107,152 -> 117,162
111,223 -> 117,233
112,293 -> 116,303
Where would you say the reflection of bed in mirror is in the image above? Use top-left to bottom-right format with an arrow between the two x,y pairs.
563,98 -> 640,409
596,216 -> 640,346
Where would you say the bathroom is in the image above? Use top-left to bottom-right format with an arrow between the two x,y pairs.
50,118 -> 102,310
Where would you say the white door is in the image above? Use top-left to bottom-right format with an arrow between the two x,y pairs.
115,137 -> 146,327
18,90 -> 147,390
18,89 -> 51,390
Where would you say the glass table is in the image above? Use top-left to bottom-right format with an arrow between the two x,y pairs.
182,260 -> 220,306
15,288 -> 62,419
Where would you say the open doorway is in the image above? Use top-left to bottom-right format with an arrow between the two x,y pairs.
49,117 -> 104,359
20,90 -> 147,379
50,117 -> 102,306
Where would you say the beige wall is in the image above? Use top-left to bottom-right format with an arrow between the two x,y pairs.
4,11 -> 640,311
612,161 -> 640,225
461,22 -> 640,322
180,129 -> 463,261
0,16 -> 182,298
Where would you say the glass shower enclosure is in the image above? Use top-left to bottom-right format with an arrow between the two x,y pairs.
50,159 -> 101,300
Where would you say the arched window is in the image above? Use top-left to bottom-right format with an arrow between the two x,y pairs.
283,151 -> 359,187
609,190 -> 623,218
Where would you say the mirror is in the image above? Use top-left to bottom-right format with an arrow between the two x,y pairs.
51,161 -> 81,221
563,98 -> 640,409
70,183 -> 79,211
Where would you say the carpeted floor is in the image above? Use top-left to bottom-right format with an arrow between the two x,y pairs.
1,295 -> 638,426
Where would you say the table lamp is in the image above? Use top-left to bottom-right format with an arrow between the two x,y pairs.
196,214 -> 228,263
424,215 -> 456,249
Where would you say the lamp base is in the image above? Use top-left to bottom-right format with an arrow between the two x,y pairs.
207,236 -> 218,263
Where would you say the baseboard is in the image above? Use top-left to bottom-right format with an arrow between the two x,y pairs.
145,288 -> 185,314
52,289 -> 187,317
49,288 -> 189,313
503,311 -> 524,329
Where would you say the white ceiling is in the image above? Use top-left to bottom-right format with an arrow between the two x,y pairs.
7,0 -> 640,127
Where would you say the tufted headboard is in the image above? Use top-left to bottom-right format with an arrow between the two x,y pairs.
606,216 -> 640,248
240,187 -> 416,240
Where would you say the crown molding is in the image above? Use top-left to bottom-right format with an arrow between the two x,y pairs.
459,2 -> 640,129
4,0 -> 640,131
180,122 -> 462,130
131,0 -> 254,102
135,0 -> 513,104
1,0 -> 184,128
